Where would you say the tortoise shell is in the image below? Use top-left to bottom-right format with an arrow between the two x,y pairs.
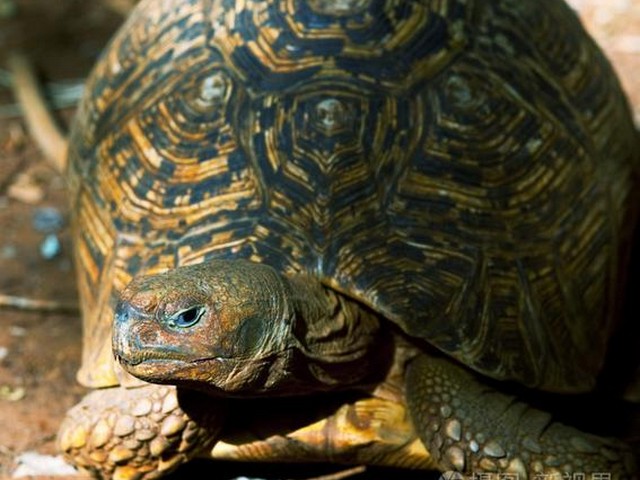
67,0 -> 639,393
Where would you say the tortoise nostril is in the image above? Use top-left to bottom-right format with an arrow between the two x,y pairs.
115,301 -> 137,326
112,302 -> 143,363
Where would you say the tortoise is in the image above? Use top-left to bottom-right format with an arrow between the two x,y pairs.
55,0 -> 640,478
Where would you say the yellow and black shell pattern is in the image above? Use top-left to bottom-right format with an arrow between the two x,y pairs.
67,0 -> 639,393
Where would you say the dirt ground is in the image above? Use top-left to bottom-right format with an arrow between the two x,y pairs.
0,1 -> 638,479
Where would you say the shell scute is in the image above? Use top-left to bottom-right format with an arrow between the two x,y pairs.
69,0 -> 638,391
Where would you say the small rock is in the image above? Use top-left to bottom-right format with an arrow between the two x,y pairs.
12,452 -> 78,477
1,244 -> 16,259
40,233 -> 61,259
0,385 -> 25,402
32,206 -> 64,233
7,175 -> 44,205
0,346 -> 8,361
9,326 -> 26,337
2,122 -> 26,152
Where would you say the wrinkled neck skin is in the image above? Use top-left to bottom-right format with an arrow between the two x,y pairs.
113,260 -> 393,398
283,276 -> 394,395
200,274 -> 395,397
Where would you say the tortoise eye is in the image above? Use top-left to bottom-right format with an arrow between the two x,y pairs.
167,306 -> 205,329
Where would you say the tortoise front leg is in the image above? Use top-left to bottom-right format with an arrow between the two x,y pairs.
406,354 -> 637,479
58,383 -> 226,479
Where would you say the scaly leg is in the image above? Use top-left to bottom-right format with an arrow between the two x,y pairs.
58,383 -> 226,479
406,354 -> 637,479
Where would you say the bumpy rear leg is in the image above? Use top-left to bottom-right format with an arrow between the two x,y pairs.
406,354 -> 637,479
58,383 -> 226,479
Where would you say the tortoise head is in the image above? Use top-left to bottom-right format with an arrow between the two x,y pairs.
112,259 -> 295,395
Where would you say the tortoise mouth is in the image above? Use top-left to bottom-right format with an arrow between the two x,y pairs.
114,349 -> 227,369
114,349 -> 233,385
113,347 -> 284,396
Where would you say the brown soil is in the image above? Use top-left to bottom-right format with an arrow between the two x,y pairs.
0,1 -> 638,479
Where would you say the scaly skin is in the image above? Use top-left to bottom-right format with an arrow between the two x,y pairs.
208,336 -> 436,469
58,384 -> 225,479
407,355 -> 638,479
210,395 -> 436,469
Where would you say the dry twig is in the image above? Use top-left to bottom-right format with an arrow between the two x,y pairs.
5,52 -> 68,172
103,0 -> 137,16
0,294 -> 79,315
